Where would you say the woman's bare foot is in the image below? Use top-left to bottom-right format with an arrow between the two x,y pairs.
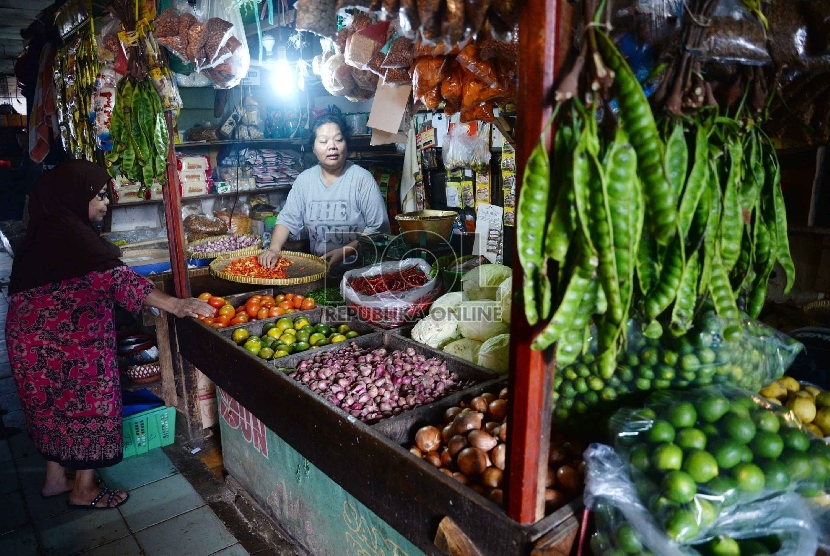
41,461 -> 73,497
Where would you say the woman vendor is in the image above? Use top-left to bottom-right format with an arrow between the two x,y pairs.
258,113 -> 390,272
5,160 -> 214,510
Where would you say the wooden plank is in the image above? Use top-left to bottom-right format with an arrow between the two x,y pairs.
506,0 -> 568,524
529,514 -> 579,556
176,317 -> 569,555
171,323 -> 207,442
434,517 -> 484,556
154,309 -> 178,408
161,111 -> 191,298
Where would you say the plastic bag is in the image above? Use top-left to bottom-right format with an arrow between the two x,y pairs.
441,0 -> 466,46
412,56 -> 448,99
767,0 -> 809,68
457,44 -> 499,87
804,0 -> 830,55
442,123 -> 492,169
184,214 -> 228,235
345,21 -> 391,69
383,67 -> 411,85
295,0 -> 339,38
417,0 -> 442,44
440,60 -> 464,110
607,386 -> 830,544
584,444 -> 820,555
460,102 -> 495,123
381,36 -> 414,68
552,310 -> 803,429
693,0 -> 770,65
321,53 -> 355,96
342,259 -> 443,328
398,0 -> 421,39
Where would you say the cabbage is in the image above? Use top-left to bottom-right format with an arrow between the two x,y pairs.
496,277 -> 512,324
462,264 -> 513,301
429,291 -> 465,322
443,338 -> 483,363
477,334 -> 510,374
456,300 -> 510,341
411,315 -> 460,349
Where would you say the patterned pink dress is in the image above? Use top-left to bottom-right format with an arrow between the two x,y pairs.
5,266 -> 155,469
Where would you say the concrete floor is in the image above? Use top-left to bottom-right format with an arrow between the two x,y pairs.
0,245 -> 304,556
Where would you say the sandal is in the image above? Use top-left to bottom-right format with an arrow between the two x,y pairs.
68,488 -> 129,510
41,475 -> 103,499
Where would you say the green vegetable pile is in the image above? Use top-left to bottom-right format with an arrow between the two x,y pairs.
304,287 -> 345,307
612,387 -> 830,544
516,28 -> 794,381
552,309 -> 802,424
105,77 -> 169,189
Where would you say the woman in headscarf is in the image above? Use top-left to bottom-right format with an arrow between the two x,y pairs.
5,160 -> 214,510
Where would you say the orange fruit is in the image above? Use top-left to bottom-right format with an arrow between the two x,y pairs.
198,292 -> 212,301
208,296 -> 226,308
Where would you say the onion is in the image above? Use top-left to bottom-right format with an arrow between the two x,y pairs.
545,489 -> 568,513
556,465 -> 582,494
487,488 -> 504,506
440,449 -> 453,468
491,443 -> 506,471
447,435 -> 469,458
484,421 -> 500,435
409,447 -> 422,458
481,392 -> 497,404
487,399 -> 508,422
452,411 -> 483,436
423,451 -> 442,468
545,465 -> 556,488
482,467 -> 504,489
467,430 -> 498,452
469,396 -> 488,413
415,426 -> 442,453
442,424 -> 454,444
457,447 -> 487,477
499,387 -> 508,400
452,472 -> 470,485
497,422 -> 508,442
439,468 -> 454,477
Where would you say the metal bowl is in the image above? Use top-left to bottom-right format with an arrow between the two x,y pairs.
395,210 -> 458,247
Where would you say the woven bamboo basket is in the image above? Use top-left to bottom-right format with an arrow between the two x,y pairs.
210,250 -> 328,286
186,235 -> 263,260
803,300 -> 830,327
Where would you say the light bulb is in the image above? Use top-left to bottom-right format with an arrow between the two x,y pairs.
261,34 -> 276,55
271,60 -> 295,97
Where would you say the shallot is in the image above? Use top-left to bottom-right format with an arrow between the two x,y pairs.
188,235 -> 259,254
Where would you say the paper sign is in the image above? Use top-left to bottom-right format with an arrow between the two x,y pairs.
432,113 -> 449,147
367,83 -> 412,134
446,186 -> 461,208
370,128 -> 407,145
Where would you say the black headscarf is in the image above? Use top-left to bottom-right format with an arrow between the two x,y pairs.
9,160 -> 123,294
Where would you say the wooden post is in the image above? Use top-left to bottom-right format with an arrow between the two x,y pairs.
505,0 -> 572,524
154,309 -> 178,408
161,111 -> 190,299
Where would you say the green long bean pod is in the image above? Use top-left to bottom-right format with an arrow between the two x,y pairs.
699,164 -> 723,296
665,120 -> 689,200
644,233 -> 685,320
768,154 -> 795,294
545,124 -> 577,263
720,141 -> 744,272
677,124 -> 709,238
554,280 -> 599,366
709,250 -> 741,321
517,135 -> 552,325
670,253 -> 700,336
532,241 -> 598,351
595,30 -> 677,245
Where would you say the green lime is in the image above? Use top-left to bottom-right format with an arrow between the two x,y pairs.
293,341 -> 310,352
330,334 -> 347,343
261,322 -> 277,334
698,394 -> 731,423
232,328 -> 250,345
662,470 -> 697,503
737,540 -> 771,556
258,347 -> 274,360
630,444 -> 652,473
574,378 -> 589,394
648,420 -> 676,444
697,348 -> 717,365
665,508 -> 700,543
703,536 -> 740,556
337,324 -> 351,334
809,453 -> 830,483
293,317 -> 310,330
244,342 -> 261,356
315,338 -> 330,347
654,379 -> 673,390
705,476 -> 740,506
295,331 -> 310,343
738,445 -> 754,464
345,330 -> 359,339
276,317 -> 293,331
712,439 -> 743,470
315,323 -> 332,336
652,443 -> 684,471
668,402 -> 698,429
616,524 -> 643,554
663,351 -> 679,366
753,410 -> 780,434
700,423 -> 719,437
760,460 -> 791,490
677,428 -> 707,451
796,481 -> 824,497
779,428 -> 810,452
638,367 -> 655,380
641,347 -> 659,366
722,412 -> 756,445
697,499 -> 717,529
732,463 -> 765,494
278,333 -> 296,345
683,450 -> 719,483
657,366 -> 676,381
274,349 -> 289,358
750,431 -> 784,460
680,353 -> 700,371
635,378 -> 652,391
729,397 -> 756,418
309,332 -> 327,346
587,376 -> 604,391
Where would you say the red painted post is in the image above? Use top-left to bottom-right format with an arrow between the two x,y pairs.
161,111 -> 191,299
505,0 -> 572,524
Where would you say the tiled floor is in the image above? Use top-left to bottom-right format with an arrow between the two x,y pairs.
0,248 -> 252,556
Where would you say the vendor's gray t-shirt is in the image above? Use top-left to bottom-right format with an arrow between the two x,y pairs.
276,162 -> 390,256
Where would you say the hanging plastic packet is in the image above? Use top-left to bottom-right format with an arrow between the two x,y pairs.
691,0 -> 770,65
345,20 -> 391,70
804,0 -> 830,55
295,0 -> 339,38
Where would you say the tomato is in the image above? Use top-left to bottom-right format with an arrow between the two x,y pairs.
236,305 -> 246,314
210,322 -> 226,329
301,298 -> 316,310
246,303 -> 261,318
257,307 -> 269,320
278,300 -> 294,311
208,296 -> 226,308
268,307 -> 281,317
274,294 -> 286,303
203,317 -> 215,325
247,295 -> 262,304
215,314 -> 231,325
260,295 -> 275,307
218,304 -> 235,317
284,293 -> 295,302
292,295 -> 305,309
198,292 -> 212,301
230,314 -> 248,325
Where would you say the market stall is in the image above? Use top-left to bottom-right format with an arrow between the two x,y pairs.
12,0 -> 830,553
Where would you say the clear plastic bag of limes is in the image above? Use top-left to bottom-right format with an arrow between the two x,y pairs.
608,386 -> 830,545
